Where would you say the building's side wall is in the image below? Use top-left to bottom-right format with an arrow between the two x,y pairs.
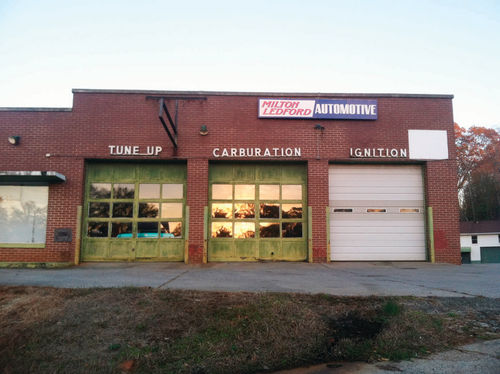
0,92 -> 461,265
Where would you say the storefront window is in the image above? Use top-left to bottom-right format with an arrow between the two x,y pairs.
212,203 -> 232,218
139,203 -> 159,218
113,184 -> 135,199
282,204 -> 302,219
111,222 -> 132,238
161,221 -> 182,238
235,184 -> 255,200
212,184 -> 232,200
234,222 -> 255,238
260,222 -> 280,238
212,222 -> 232,238
88,222 -> 108,237
162,184 -> 183,199
259,184 -> 279,200
90,183 -> 111,199
89,202 -> 110,218
139,184 -> 160,199
0,186 -> 48,244
282,185 -> 302,200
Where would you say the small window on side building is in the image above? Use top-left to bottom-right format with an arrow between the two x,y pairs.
472,235 -> 478,244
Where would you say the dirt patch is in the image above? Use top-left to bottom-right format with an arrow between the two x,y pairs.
0,287 -> 499,374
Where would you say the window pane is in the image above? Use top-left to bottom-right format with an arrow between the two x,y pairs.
234,203 -> 255,219
112,203 -> 134,217
282,204 -> 302,219
282,185 -> 302,200
88,222 -> 108,237
88,202 -> 110,218
139,203 -> 159,218
162,184 -> 183,199
234,222 -> 255,238
367,208 -> 386,213
139,184 -> 160,199
161,203 -> 183,218
259,223 -> 280,238
260,203 -> 279,219
212,203 -> 232,218
0,186 -> 48,244
138,222 -> 159,238
161,221 -> 182,238
259,184 -> 279,200
90,183 -> 111,199
282,222 -> 302,238
212,184 -> 232,200
235,184 -> 255,200
113,184 -> 135,199
111,222 -> 132,238
211,222 -> 233,238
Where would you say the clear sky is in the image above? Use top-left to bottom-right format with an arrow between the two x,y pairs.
0,0 -> 499,129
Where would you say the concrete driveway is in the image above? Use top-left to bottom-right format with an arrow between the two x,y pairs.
1,262 -> 499,297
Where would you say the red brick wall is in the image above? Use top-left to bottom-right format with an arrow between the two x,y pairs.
0,91 -> 460,264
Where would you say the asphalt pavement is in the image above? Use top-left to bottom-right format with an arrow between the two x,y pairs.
272,339 -> 500,374
1,262 -> 499,297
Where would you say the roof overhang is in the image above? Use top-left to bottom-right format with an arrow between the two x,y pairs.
0,171 -> 66,185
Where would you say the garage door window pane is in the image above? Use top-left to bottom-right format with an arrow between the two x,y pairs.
260,222 -> 280,238
112,203 -> 134,217
282,204 -> 302,219
260,184 -> 279,200
212,184 -> 232,200
161,222 -> 182,238
88,222 -> 108,237
139,203 -> 159,218
113,184 -> 135,199
260,203 -> 279,219
139,184 -> 160,199
161,203 -> 183,218
112,222 -> 132,238
234,222 -> 255,238
0,186 -> 48,244
282,185 -> 302,200
90,183 -> 111,199
234,203 -> 255,219
212,203 -> 232,218
282,222 -> 302,238
235,184 -> 255,200
89,202 -> 110,218
212,222 -> 232,238
162,184 -> 183,199
138,222 -> 159,238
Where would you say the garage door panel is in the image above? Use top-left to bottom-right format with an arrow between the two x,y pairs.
331,193 -> 424,201
331,226 -> 425,234
332,215 -> 424,223
332,235 -> 425,247
330,165 -> 422,174
330,176 -> 423,188
329,164 -> 426,261
334,250 -> 426,261
330,186 -> 423,196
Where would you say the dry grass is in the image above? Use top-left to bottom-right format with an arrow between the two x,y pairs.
0,287 -> 498,374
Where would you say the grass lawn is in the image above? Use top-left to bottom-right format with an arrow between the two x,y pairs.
1,286 -> 499,373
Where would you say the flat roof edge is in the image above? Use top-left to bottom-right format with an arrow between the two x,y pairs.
72,88 -> 454,99
0,107 -> 72,112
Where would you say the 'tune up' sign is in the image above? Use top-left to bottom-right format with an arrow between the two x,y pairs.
258,98 -> 377,120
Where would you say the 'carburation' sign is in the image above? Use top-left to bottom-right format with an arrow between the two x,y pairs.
258,98 -> 377,120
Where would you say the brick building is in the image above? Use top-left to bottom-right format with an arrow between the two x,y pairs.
0,89 -> 461,265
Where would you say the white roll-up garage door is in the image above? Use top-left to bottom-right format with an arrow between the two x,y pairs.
329,164 -> 426,261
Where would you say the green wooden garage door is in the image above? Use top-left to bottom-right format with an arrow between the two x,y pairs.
481,247 -> 500,263
82,163 -> 186,262
208,163 -> 307,262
